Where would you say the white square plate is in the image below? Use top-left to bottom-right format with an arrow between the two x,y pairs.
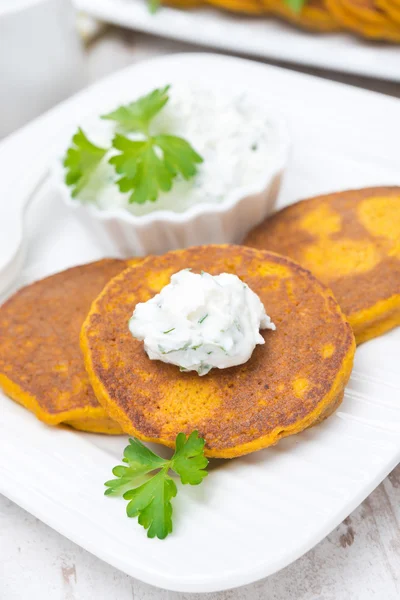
75,0 -> 400,82
0,54 -> 400,593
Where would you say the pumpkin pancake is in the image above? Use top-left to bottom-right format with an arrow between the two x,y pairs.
207,0 -> 265,14
245,187 -> 400,344
325,0 -> 400,40
376,0 -> 400,24
81,245 -> 355,458
269,0 -> 340,31
0,259 -> 141,433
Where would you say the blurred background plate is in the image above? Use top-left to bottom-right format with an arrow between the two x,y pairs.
74,0 -> 400,82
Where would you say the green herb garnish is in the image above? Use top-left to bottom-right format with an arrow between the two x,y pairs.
110,132 -> 202,205
147,0 -> 161,12
284,0 -> 305,12
105,432 -> 208,539
158,341 -> 190,354
63,86 -> 203,206
199,314 -> 208,324
105,85 -> 202,205
163,328 -> 175,334
63,128 -> 107,197
198,363 -> 212,376
102,86 -> 170,134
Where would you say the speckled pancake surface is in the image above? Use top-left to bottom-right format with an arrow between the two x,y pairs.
245,187 -> 400,344
0,259 -> 139,433
81,245 -> 355,458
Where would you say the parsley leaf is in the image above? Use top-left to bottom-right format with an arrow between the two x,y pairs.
284,0 -> 305,12
148,0 -> 161,12
104,438 -> 166,496
109,133 -> 203,204
64,86 -> 203,205
102,86 -> 170,134
156,135 -> 203,180
172,431 -> 209,485
63,128 -> 107,197
105,431 -> 208,539
125,471 -> 177,539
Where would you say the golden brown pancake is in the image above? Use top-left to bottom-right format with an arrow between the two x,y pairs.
245,187 -> 400,344
269,0 -> 340,31
376,0 -> 400,23
207,0 -> 265,14
81,245 -> 355,458
0,259 -> 140,433
158,0 -> 400,39
325,0 -> 400,40
165,0 -> 203,7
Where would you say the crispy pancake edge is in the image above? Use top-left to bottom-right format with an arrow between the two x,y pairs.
0,372 -> 122,433
81,245 -> 355,458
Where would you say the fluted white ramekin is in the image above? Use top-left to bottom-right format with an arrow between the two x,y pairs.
54,114 -> 290,257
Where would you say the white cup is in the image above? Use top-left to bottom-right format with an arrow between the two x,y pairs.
0,0 -> 87,139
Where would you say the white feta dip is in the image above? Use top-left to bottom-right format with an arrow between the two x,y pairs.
129,270 -> 276,376
70,84 -> 279,215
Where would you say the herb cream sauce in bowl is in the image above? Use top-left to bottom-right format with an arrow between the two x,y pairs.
55,83 -> 290,256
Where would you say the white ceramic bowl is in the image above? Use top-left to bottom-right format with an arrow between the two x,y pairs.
55,111 -> 290,257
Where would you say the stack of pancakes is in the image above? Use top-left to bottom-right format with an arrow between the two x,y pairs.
165,0 -> 400,41
0,187 -> 399,458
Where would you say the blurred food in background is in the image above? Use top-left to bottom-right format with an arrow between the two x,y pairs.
161,0 -> 400,40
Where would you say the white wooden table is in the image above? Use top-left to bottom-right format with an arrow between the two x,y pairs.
1,28 -> 400,600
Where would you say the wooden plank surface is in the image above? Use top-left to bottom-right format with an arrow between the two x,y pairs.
1,27 -> 400,600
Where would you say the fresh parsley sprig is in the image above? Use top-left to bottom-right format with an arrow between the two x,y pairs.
110,133 -> 203,205
105,86 -> 202,204
63,128 -> 107,197
63,86 -> 203,206
105,431 -> 208,539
